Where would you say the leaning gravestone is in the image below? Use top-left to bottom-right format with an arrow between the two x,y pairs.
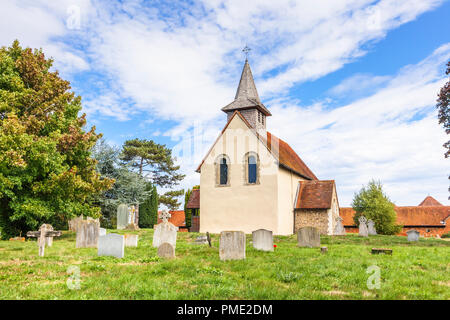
153,210 -> 178,248
252,229 -> 273,252
333,216 -> 346,235
297,226 -> 320,248
157,242 -> 175,259
358,216 -> 369,237
68,215 -> 84,232
219,231 -> 246,261
76,218 -> 100,248
124,234 -> 139,247
117,204 -> 129,230
98,233 -> 124,258
192,235 -> 208,245
367,219 -> 377,235
407,230 -> 420,242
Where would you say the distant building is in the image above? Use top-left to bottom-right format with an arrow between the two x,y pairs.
157,210 -> 189,232
339,196 -> 450,237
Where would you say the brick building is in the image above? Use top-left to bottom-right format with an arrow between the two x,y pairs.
339,196 -> 450,237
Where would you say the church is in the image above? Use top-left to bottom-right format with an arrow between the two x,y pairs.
188,59 -> 340,235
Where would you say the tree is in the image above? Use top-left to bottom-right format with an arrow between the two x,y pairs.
139,183 -> 158,228
184,185 -> 199,228
120,138 -> 185,209
437,60 -> 450,159
351,180 -> 402,235
0,41 -> 113,238
91,139 -> 149,227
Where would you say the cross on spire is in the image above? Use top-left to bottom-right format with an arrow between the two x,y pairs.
242,45 -> 251,60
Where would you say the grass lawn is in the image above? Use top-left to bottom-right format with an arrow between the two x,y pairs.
0,229 -> 449,300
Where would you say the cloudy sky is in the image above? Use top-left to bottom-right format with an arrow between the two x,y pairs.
1,0 -> 449,206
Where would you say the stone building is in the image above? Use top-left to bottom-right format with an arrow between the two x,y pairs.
189,59 -> 339,235
340,196 -> 450,237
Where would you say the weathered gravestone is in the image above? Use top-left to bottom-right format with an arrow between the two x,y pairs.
157,242 -> 175,259
192,235 -> 209,245
406,230 -> 420,242
99,228 -> 107,236
358,216 -> 369,237
219,231 -> 246,261
76,218 -> 100,248
333,216 -> 346,235
297,226 -> 320,248
124,234 -> 139,247
117,204 -> 129,230
367,219 -> 377,235
98,233 -> 124,258
68,215 -> 84,232
252,229 -> 274,252
27,224 -> 62,257
152,210 -> 178,248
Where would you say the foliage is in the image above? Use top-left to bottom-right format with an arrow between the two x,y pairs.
91,139 -> 149,228
0,41 -> 113,238
436,60 -> 450,158
441,232 -> 450,239
120,138 -> 185,210
139,183 -> 158,228
351,180 -> 402,235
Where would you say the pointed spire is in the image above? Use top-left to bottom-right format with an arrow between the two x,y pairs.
234,59 -> 261,102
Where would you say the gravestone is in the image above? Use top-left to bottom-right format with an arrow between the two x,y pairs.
153,210 -> 178,248
358,216 -> 369,237
367,219 -> 377,235
219,231 -> 246,261
124,234 -> 139,247
99,228 -> 107,236
406,230 -> 420,242
116,204 -> 129,230
98,233 -> 124,258
371,248 -> 392,255
76,218 -> 100,248
157,242 -> 175,259
192,236 -> 208,245
252,229 -> 274,252
26,224 -> 62,257
44,224 -> 54,246
69,215 -> 84,232
333,216 -> 346,235
297,226 -> 320,248
321,246 -> 328,254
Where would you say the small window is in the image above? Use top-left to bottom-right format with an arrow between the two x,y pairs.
258,111 -> 261,123
220,158 -> 228,185
248,155 -> 257,183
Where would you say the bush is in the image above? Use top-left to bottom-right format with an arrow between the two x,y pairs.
441,232 -> 450,239
352,180 -> 402,235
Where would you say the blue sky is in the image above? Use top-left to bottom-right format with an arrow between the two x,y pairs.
1,0 -> 449,206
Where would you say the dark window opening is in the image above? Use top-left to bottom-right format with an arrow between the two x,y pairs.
220,158 -> 228,185
248,155 -> 257,183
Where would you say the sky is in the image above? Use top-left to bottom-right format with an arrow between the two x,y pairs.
1,0 -> 449,206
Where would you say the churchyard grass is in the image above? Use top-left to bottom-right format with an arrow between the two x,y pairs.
0,230 -> 448,299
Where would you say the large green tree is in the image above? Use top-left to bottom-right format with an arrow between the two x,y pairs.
437,60 -> 450,159
120,138 -> 185,209
139,183 -> 158,228
0,41 -> 113,238
91,139 -> 149,228
351,180 -> 402,235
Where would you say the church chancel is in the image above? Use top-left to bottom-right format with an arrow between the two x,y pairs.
192,57 -> 340,235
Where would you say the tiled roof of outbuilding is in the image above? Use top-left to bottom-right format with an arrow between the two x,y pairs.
295,180 -> 335,209
186,189 -> 200,209
157,210 -> 186,227
418,196 -> 443,207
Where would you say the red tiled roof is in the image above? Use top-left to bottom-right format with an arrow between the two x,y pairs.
418,196 -> 443,207
339,206 -> 450,227
266,132 -> 317,180
196,111 -> 317,181
186,189 -> 200,209
157,210 -> 185,227
295,180 -> 335,209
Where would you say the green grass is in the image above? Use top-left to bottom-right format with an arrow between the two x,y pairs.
0,230 -> 449,300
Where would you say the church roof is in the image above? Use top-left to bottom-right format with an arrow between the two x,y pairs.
295,180 -> 335,209
195,111 -> 317,180
186,189 -> 200,209
221,60 -> 272,116
418,196 -> 443,207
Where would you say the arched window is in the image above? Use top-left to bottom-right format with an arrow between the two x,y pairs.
248,155 -> 257,183
220,157 -> 228,185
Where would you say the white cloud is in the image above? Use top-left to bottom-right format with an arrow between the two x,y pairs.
267,43 -> 450,206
